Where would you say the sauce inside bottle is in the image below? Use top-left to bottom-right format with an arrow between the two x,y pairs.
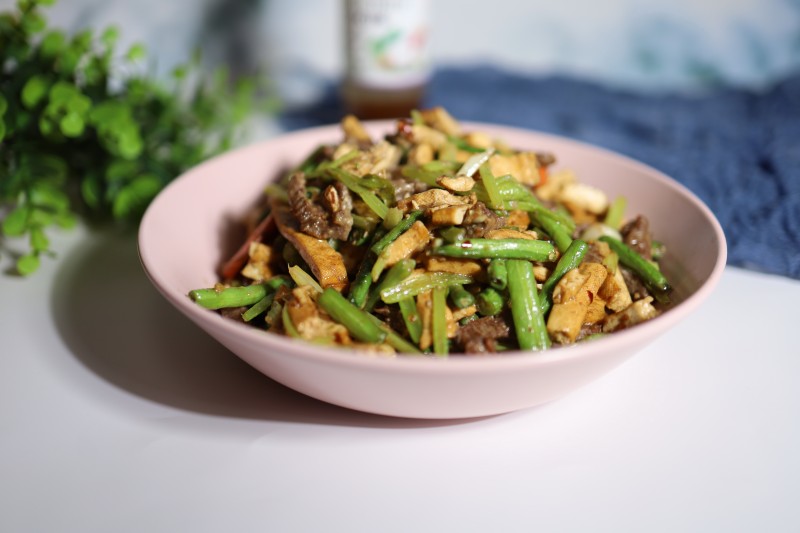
342,0 -> 431,119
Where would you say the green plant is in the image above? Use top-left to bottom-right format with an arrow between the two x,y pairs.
0,0 -> 275,275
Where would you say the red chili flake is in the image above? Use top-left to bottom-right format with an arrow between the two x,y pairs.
396,119 -> 414,141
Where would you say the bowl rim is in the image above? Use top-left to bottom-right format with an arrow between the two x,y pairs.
138,120 -> 727,374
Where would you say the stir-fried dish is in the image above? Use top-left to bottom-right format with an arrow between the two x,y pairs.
189,108 -> 672,356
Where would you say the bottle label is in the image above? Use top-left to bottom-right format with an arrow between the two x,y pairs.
345,0 -> 430,89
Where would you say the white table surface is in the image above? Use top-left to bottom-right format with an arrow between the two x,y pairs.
2,223 -> 799,533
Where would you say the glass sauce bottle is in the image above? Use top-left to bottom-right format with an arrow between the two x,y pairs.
341,0 -> 431,119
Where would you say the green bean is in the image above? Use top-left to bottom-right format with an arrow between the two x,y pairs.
365,258 -> 415,312
533,210 -> 573,253
438,226 -> 466,243
318,288 -> 388,344
371,210 -> 424,255
599,236 -> 671,294
506,259 -> 550,351
487,258 -> 508,290
398,297 -> 422,344
365,313 -> 422,354
539,239 -> 589,315
265,275 -> 293,290
434,238 -> 557,262
346,227 -> 387,308
459,314 -> 478,326
380,272 -> 473,304
448,284 -> 475,309
432,286 -> 449,356
349,253 -> 377,309
476,287 -> 505,316
505,200 -> 576,233
241,276 -> 292,322
189,284 -> 267,310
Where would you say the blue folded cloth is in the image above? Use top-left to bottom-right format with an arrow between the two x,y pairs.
279,66 -> 800,280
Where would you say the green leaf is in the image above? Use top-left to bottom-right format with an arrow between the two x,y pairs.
81,177 -> 102,209
2,206 -> 29,237
0,119 -> 5,142
66,93 -> 91,115
71,29 -> 93,52
55,212 -> 77,229
31,182 -> 70,211
0,93 -> 7,116
28,207 -> 54,227
59,112 -> 84,137
30,226 -> 50,252
125,43 -> 146,62
16,253 -> 40,276
105,159 -> 139,182
21,11 -> 46,34
22,75 -> 49,108
101,26 -> 119,48
49,81 -> 77,104
112,174 -> 162,219
38,115 -> 56,136
40,30 -> 66,58
117,129 -> 143,159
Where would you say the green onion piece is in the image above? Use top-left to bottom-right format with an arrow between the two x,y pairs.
380,272 -> 473,304
382,207 -> 403,229
281,305 -> 301,338
328,167 -> 389,219
432,286 -> 449,356
365,258 -> 415,312
457,148 -> 495,177
478,162 -> 504,209
400,165 -> 440,187
242,292 -> 276,322
288,265 -> 322,293
604,196 -> 627,230
398,297 -> 422,344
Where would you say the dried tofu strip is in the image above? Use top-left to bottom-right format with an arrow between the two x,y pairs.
271,199 -> 348,291
546,262 -> 608,344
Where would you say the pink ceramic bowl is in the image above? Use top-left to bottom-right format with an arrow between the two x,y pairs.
138,121 -> 726,419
